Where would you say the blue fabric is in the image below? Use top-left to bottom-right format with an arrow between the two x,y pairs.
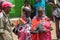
34,0 -> 46,15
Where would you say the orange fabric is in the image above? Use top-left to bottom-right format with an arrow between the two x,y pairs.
31,19 -> 40,30
31,17 -> 50,30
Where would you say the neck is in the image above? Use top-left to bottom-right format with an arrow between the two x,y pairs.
38,16 -> 42,18
26,16 -> 29,18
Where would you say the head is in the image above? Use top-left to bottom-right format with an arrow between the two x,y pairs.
23,7 -> 31,18
38,7 -> 44,17
2,2 -> 14,14
24,1 -> 30,6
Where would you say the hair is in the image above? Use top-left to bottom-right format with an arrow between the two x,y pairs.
38,7 -> 44,11
0,1 -> 4,9
24,0 -> 30,4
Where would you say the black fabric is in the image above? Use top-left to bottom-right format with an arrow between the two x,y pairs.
48,0 -> 54,3
30,6 -> 36,19
13,22 -> 30,35
55,16 -> 60,19
58,0 -> 60,2
13,24 -> 20,35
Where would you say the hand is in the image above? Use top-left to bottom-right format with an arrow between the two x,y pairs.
43,30 -> 47,32
50,27 -> 53,31
2,33 -> 6,40
31,31 -> 39,34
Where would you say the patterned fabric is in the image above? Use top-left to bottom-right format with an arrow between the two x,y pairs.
0,10 -> 13,40
18,15 -> 31,40
18,24 -> 31,40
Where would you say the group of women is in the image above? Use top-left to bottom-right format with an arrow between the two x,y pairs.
0,1 -> 52,40
18,1 -> 52,40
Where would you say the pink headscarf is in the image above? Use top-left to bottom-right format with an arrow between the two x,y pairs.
2,2 -> 14,8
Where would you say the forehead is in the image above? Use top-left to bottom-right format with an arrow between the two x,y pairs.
38,10 -> 43,12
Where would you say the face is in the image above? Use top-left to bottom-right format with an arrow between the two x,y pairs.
4,7 -> 11,14
25,2 -> 29,6
38,10 -> 43,17
25,11 -> 31,17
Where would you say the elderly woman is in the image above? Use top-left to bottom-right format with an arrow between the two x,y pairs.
18,7 -> 31,40
31,7 -> 51,40
21,1 -> 31,16
0,2 -> 13,40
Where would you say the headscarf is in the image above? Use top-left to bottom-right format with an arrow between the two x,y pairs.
2,1 -> 15,8
21,7 -> 31,23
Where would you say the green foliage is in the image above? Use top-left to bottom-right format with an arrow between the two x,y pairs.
9,0 -> 25,18
30,0 -> 35,7
46,3 -> 52,17
9,0 -> 52,18
15,0 -> 24,17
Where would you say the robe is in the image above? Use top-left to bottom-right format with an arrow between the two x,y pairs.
31,16 -> 51,40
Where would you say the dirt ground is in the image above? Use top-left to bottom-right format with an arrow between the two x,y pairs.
11,21 -> 60,40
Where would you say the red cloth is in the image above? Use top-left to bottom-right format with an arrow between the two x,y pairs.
18,32 -> 27,40
31,16 -> 51,40
39,31 -> 51,40
31,33 -> 40,40
31,16 -> 41,40
39,21 -> 51,40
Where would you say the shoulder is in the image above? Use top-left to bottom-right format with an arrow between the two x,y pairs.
43,16 -> 50,21
19,18 -> 26,25
32,16 -> 38,22
22,6 -> 24,8
32,16 -> 37,20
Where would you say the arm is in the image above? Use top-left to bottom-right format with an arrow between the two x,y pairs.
44,17 -> 53,31
2,33 -> 6,40
21,6 -> 24,16
0,14 -> 6,40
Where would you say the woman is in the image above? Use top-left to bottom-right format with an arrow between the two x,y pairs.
0,1 -> 13,40
18,7 -> 31,40
21,1 -> 31,16
31,7 -> 51,40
